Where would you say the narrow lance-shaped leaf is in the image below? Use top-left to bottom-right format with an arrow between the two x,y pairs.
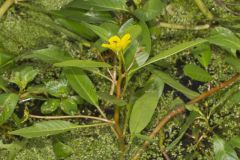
9,120 -> 108,138
129,39 -> 207,75
150,68 -> 199,99
55,18 -> 97,40
130,91 -> 159,134
83,23 -> 111,41
64,68 -> 98,106
208,27 -> 240,51
66,0 -> 128,11
129,76 -> 164,134
52,9 -> 114,24
23,46 -> 72,64
64,68 -> 105,116
54,60 -> 112,68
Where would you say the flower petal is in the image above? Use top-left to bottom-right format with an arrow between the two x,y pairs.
108,36 -> 121,44
102,43 -> 111,49
120,33 -> 131,50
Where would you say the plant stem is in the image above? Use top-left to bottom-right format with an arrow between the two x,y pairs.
113,53 -> 126,159
29,114 -> 114,124
0,0 -> 14,18
194,0 -> 214,20
131,73 -> 239,160
158,22 -> 210,30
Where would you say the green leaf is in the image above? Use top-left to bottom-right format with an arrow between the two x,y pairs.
24,46 -> 72,64
139,21 -> 151,53
120,24 -> 142,41
150,68 -> 199,99
9,120 -> 107,138
229,136 -> 240,149
118,18 -> 135,35
60,99 -> 78,115
0,93 -> 19,125
9,66 -> 39,91
129,76 -> 164,134
134,0 -> 165,21
53,142 -> 73,159
97,92 -> 127,106
66,0 -> 128,11
208,27 -> 240,51
46,79 -> 70,98
133,21 -> 151,67
53,9 -> 114,24
0,77 -> 8,92
213,135 -> 238,160
41,99 -> 60,115
64,68 -> 98,106
130,91 -> 159,134
141,75 -> 164,98
124,40 -> 139,69
130,39 -> 207,75
0,52 -> 13,69
192,43 -> 212,68
83,23 -> 112,41
54,60 -> 112,69
225,57 -> 240,72
55,18 -> 96,40
183,64 -> 212,82
100,22 -> 119,36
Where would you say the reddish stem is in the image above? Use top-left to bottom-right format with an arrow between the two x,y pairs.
131,74 -> 239,160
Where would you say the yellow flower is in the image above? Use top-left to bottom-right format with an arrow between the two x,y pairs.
102,33 -> 131,53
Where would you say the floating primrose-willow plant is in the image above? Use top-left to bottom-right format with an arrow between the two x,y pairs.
1,0 -> 240,159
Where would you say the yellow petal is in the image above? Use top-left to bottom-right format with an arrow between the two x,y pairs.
102,43 -> 119,52
108,36 -> 121,44
102,43 -> 111,49
120,33 -> 131,50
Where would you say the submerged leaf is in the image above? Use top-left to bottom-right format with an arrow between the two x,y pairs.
53,142 -> 73,159
60,99 -> 78,115
41,99 -> 60,114
10,66 -> 39,91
